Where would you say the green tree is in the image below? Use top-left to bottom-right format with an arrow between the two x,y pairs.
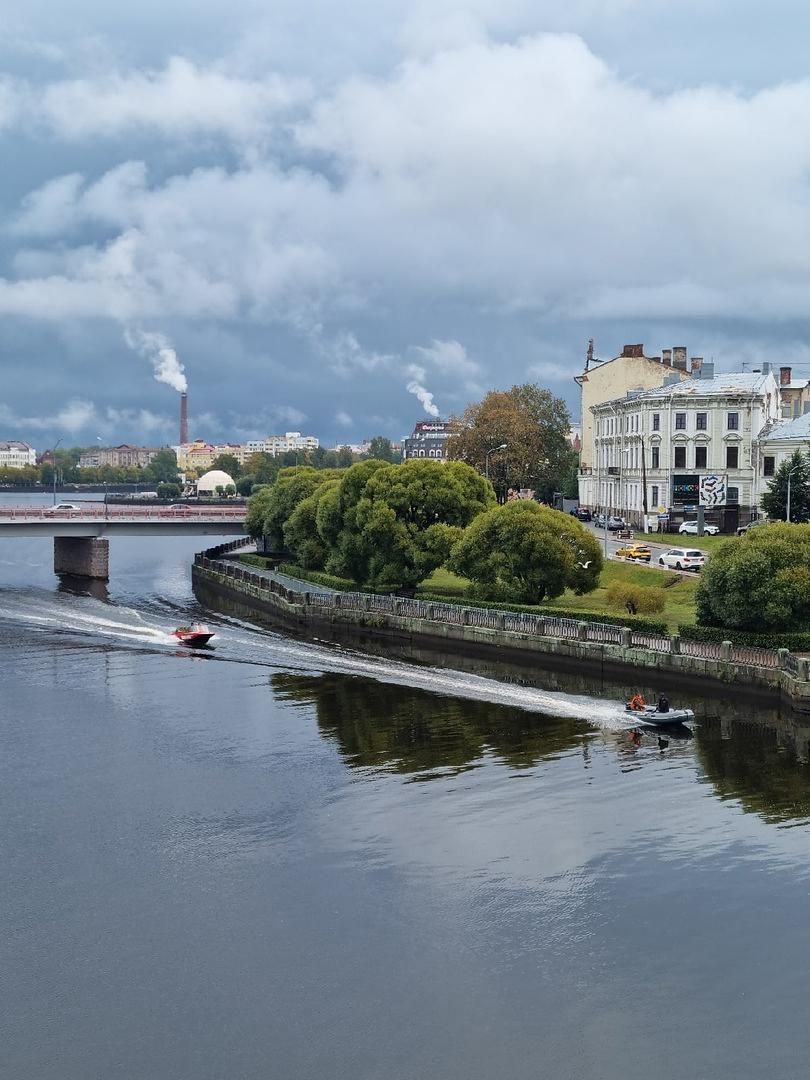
448,501 -> 602,604
336,445 -> 355,468
251,466 -> 340,550
146,448 -> 179,484
448,383 -> 573,496
212,453 -> 241,479
244,453 -> 280,485
696,523 -> 810,631
365,436 -> 399,463
326,459 -> 495,590
157,482 -> 182,499
283,479 -> 341,569
246,485 -> 275,540
761,449 -> 810,523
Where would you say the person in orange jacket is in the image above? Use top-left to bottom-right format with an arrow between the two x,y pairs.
627,693 -> 646,711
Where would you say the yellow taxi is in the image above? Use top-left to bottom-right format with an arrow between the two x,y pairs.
615,542 -> 652,562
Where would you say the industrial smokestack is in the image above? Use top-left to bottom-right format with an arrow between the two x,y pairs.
180,392 -> 188,445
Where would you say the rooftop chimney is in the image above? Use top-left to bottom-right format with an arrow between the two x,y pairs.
701,361 -> 715,380
672,346 -> 688,371
780,366 -> 792,386
662,349 -> 672,366
621,344 -> 644,358
180,392 -> 188,446
691,357 -> 703,376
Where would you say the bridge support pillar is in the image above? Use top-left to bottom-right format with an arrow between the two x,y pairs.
54,537 -> 109,580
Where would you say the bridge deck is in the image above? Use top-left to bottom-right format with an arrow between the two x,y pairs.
0,506 -> 248,537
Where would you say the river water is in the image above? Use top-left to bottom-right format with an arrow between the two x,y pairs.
3,501 -> 810,1079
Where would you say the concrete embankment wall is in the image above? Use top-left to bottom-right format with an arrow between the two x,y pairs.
192,552 -> 810,713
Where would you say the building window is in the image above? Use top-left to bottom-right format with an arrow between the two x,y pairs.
763,456 -> 775,476
652,413 -> 660,431
674,446 -> 686,468
727,412 -> 739,430
727,487 -> 739,504
726,446 -> 739,469
675,412 -> 686,430
695,446 -> 707,468
651,484 -> 659,507
651,446 -> 660,469
696,412 -> 707,430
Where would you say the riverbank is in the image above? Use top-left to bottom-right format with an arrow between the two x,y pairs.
192,543 -> 810,713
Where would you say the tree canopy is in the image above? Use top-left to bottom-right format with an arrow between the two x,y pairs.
696,523 -> 810,631
246,457 -> 495,589
447,383 -> 574,498
146,448 -> 179,484
448,501 -> 602,604
211,453 -> 241,479
761,449 -> 810,523
365,436 -> 399,463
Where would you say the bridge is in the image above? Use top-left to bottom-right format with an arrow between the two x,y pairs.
0,505 -> 248,579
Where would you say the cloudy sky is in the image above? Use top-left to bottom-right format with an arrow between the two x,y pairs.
3,0 -> 810,448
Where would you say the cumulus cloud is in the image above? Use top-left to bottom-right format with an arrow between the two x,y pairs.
0,398 -> 173,437
6,33 -> 810,334
5,18 -> 810,441
0,56 -> 309,143
335,410 -> 353,427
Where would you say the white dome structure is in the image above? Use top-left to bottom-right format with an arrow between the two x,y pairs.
196,469 -> 235,494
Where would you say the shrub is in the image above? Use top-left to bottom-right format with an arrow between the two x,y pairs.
606,582 -> 666,616
679,624 -> 810,650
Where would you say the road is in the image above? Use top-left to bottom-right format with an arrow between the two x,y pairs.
584,524 -> 705,574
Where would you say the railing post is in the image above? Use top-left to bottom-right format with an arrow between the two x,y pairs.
577,622 -> 589,641
497,613 -> 505,630
620,628 -> 632,649
364,595 -> 372,611
303,591 -> 310,605
778,648 -> 790,670
334,593 -> 342,608
802,658 -> 810,682
462,609 -> 470,625
720,640 -> 732,661
671,634 -> 681,655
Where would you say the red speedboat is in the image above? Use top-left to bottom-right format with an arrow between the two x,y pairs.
173,624 -> 214,647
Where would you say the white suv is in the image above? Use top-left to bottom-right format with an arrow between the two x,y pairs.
659,548 -> 706,572
678,521 -> 719,535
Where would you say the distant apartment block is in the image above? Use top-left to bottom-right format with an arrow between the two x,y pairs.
0,441 -> 36,469
402,420 -> 459,461
78,444 -> 161,469
245,432 -> 320,457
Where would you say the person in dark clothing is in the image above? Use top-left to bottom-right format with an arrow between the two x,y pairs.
657,694 -> 670,713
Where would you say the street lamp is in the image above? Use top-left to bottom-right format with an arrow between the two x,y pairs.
787,464 -> 802,523
97,436 -> 108,515
485,443 -> 507,480
52,438 -> 63,504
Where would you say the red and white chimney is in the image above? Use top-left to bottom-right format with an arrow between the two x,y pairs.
180,392 -> 188,445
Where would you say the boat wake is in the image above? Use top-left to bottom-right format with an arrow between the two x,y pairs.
0,588 -> 628,729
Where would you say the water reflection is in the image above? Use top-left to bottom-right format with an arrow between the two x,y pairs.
272,671 -> 591,776
697,717 -> 810,824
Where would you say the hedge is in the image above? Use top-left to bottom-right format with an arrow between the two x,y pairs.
679,624 -> 810,650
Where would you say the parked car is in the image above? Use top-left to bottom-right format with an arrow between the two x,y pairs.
678,521 -> 720,536
658,547 -> 706,572
736,519 -> 767,536
575,508 -> 592,522
607,515 -> 627,531
615,543 -> 651,562
43,502 -> 81,515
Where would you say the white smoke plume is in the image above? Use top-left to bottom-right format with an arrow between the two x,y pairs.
124,327 -> 187,393
406,363 -> 440,418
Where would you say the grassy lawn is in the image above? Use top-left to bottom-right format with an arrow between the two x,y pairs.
419,559 -> 699,630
